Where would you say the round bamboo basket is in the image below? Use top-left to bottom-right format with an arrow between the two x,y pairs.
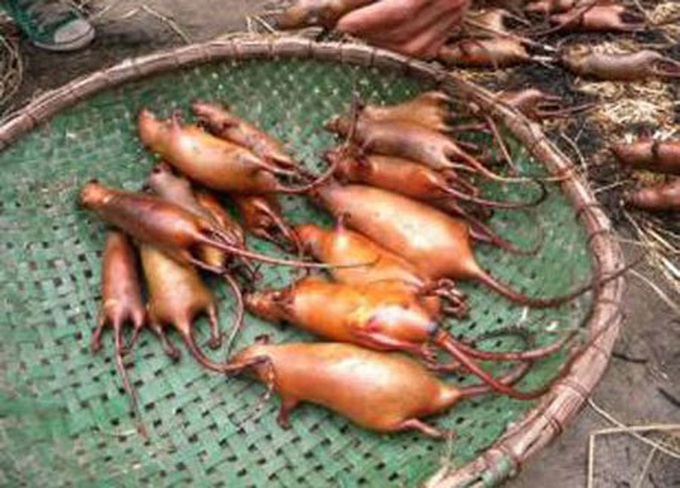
0,38 -> 624,487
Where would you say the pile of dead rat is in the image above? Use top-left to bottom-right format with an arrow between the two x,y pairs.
275,0 -> 680,212
81,94 -> 632,440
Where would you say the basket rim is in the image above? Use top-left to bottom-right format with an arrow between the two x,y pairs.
0,37 -> 625,488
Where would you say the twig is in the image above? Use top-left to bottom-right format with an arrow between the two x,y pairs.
482,113 -> 519,174
587,425 -> 597,488
588,421 -> 680,488
559,131 -> 588,177
593,180 -> 628,195
658,386 -> 680,408
633,446 -> 657,488
613,237 -> 680,256
94,425 -> 139,438
115,5 -> 191,44
588,399 -> 680,460
611,351 -> 648,364
623,210 -> 680,296
87,0 -> 125,21
648,220 -> 680,242
629,269 -> 680,316
251,15 -> 277,34
630,0 -> 649,19
646,225 -> 680,257
532,56 -> 559,70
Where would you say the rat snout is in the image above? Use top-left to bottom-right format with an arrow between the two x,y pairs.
244,291 -> 285,323
79,180 -> 106,207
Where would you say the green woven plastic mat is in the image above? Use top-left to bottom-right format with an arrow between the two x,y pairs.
0,58 -> 593,487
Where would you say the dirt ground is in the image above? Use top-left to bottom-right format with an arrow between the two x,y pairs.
1,1 -> 678,486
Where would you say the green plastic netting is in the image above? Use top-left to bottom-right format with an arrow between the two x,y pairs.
0,56 -> 594,487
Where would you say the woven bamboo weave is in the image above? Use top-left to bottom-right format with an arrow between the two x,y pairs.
0,38 -> 624,487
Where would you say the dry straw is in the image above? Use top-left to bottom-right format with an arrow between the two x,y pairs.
0,24 -> 23,114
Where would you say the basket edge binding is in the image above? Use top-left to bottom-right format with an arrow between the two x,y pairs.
0,37 -> 625,488
425,78 -> 626,488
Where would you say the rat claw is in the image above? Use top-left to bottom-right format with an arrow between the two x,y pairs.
90,314 -> 107,353
255,334 -> 271,345
151,324 -> 181,360
419,345 -> 438,365
207,335 -> 222,350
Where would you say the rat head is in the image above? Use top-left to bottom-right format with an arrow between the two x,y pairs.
147,161 -> 191,198
79,179 -> 111,208
526,0 -> 573,14
323,115 -> 353,137
559,45 -> 591,73
323,146 -> 358,181
276,1 -> 336,30
609,141 -> 652,168
293,223 -> 328,256
248,196 -> 277,217
230,344 -> 257,366
138,108 -> 176,150
191,101 -> 236,133
236,195 -> 276,229
276,4 -> 307,29
244,289 -> 292,323
229,335 -> 274,377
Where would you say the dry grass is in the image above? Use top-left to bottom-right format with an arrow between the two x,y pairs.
450,6 -> 680,482
587,399 -> 680,488
649,2 -> 680,42
558,17 -> 680,303
562,4 -> 680,133
0,18 -> 23,114
572,41 -> 678,133
624,211 -> 680,301
596,93 -> 675,132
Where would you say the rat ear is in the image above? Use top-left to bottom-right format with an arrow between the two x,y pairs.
271,285 -> 295,315
254,334 -> 271,345
335,212 -> 351,230
271,288 -> 294,307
